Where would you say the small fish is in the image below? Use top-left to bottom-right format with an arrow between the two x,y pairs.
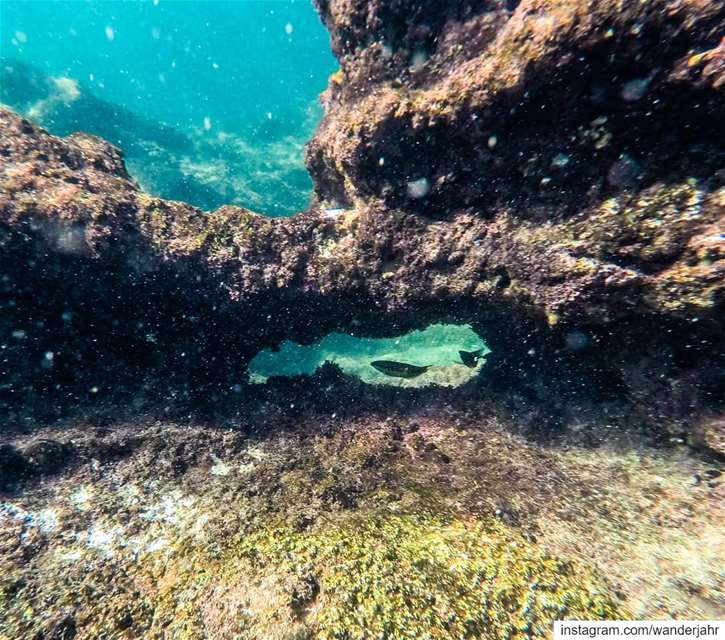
458,349 -> 484,368
371,360 -> 430,379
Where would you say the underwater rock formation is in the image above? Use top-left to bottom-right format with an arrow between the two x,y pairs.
0,1 -> 724,424
1,1 -> 725,635
1,405 -> 723,637
310,0 -> 725,212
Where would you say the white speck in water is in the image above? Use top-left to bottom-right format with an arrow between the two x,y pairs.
104,26 -> 115,41
88,73 -> 95,82
488,135 -> 498,149
607,154 -> 640,187
266,112 -> 273,120
285,23 -> 294,35
15,31 -> 27,44
410,50 -> 427,71
379,157 -> 385,166
203,116 -> 212,130
153,0 -> 159,5
11,330 -> 26,339
565,331 -> 590,350
212,62 -> 219,70
90,386 -> 99,394
621,77 -> 650,101
406,177 -> 430,199
551,153 -> 570,167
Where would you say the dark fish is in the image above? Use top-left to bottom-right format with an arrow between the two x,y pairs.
458,349 -> 484,368
371,360 -> 430,379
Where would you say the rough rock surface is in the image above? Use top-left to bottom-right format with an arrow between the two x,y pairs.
1,2 -> 725,634
0,3 -> 724,420
0,89 -> 725,420
1,392 -> 723,638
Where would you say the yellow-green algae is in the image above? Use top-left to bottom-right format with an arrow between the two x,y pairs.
0,420 -> 636,640
232,513 -> 619,639
0,512 -> 620,640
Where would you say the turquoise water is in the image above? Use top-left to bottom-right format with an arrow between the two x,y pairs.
0,0 -> 336,215
249,324 -> 490,387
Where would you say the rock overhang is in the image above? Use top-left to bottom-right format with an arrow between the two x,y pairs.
0,0 -> 723,434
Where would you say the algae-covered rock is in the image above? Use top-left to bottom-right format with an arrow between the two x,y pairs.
231,513 -> 619,639
1,416 -> 637,640
1,0 -> 724,636
3,408 -> 724,637
1,6 -> 724,416
1,103 -> 723,429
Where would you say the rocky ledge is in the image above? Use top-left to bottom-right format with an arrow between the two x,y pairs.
0,0 -> 724,636
1,1 -> 724,434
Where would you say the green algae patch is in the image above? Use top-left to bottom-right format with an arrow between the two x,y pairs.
229,513 -> 620,640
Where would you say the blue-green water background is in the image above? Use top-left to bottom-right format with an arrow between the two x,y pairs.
0,0 -> 336,215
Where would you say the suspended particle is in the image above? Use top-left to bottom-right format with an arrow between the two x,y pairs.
551,153 -> 570,168
406,177 -> 430,199
621,77 -> 650,102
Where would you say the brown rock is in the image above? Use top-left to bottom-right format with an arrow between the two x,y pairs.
0,0 -> 723,428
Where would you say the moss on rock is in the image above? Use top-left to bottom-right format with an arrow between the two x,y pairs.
228,512 -> 621,640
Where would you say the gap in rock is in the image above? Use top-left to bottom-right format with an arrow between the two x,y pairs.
248,323 -> 490,388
